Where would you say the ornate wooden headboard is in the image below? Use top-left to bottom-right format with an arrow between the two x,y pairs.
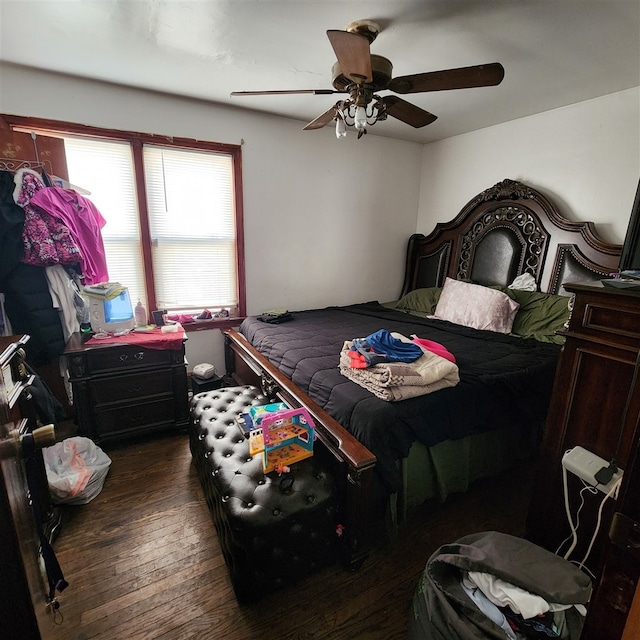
401,179 -> 621,297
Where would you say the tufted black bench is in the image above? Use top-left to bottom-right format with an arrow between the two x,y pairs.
189,385 -> 339,602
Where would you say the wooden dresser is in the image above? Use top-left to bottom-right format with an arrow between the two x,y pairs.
63,332 -> 189,443
1,334 -> 62,639
526,283 -> 640,638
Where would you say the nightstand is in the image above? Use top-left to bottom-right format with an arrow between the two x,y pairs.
190,373 -> 223,395
63,332 -> 189,443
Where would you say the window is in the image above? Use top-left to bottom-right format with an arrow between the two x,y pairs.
142,146 -> 238,313
3,115 -> 245,329
63,138 -> 145,307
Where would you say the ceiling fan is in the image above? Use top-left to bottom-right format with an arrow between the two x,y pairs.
231,20 -> 505,139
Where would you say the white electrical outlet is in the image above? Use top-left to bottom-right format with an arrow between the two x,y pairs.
562,446 -> 624,494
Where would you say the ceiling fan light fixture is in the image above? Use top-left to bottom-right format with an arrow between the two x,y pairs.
335,113 -> 347,139
354,105 -> 367,130
232,21 -> 503,141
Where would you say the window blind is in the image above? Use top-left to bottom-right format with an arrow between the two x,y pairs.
64,137 -> 146,308
143,145 -> 237,311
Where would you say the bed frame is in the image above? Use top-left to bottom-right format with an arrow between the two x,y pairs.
224,178 -> 621,570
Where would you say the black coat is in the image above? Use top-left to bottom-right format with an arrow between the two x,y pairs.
0,170 -> 25,280
1,262 -> 65,366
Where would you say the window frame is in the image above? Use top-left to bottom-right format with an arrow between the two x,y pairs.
1,114 -> 246,332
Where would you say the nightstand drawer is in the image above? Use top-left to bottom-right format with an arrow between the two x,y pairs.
94,397 -> 177,437
90,369 -> 173,405
85,345 -> 174,375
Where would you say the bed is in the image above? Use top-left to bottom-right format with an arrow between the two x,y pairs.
224,178 -> 621,570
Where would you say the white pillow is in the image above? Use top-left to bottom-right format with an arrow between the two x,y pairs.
432,278 -> 520,333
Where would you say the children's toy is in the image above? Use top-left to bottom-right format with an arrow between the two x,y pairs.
246,402 -> 287,454
248,402 -> 287,425
235,412 -> 254,439
250,406 -> 316,473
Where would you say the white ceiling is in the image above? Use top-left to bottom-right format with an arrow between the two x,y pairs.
1,1 -> 639,144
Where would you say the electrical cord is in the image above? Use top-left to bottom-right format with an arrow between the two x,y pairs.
578,476 -> 623,570
561,461 -> 598,560
557,473 -> 596,556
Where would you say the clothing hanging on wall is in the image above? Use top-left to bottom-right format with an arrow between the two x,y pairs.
0,293 -> 10,337
13,168 -> 82,268
0,162 -> 67,364
45,265 -> 83,344
0,169 -> 25,280
0,154 -> 108,368
31,186 -> 109,285
1,262 -> 66,366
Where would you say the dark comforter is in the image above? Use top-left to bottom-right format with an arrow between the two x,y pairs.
239,302 -> 561,494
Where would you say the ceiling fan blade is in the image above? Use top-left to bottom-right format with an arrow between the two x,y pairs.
389,62 -> 505,94
302,106 -> 338,131
231,89 -> 340,97
326,30 -> 372,84
383,96 -> 438,128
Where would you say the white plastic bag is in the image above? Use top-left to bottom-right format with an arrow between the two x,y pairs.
43,436 -> 112,504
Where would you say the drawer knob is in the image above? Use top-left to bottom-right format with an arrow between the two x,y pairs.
119,352 -> 146,363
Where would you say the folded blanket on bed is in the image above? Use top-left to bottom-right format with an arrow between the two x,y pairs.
339,332 -> 459,401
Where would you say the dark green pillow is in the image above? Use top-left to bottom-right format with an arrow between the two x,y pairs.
509,290 -> 571,343
389,287 -> 442,317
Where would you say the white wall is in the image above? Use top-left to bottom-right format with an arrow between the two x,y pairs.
0,63 -> 423,372
417,88 -> 640,245
3,66 -> 638,373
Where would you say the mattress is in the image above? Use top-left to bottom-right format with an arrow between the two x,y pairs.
240,302 -> 561,495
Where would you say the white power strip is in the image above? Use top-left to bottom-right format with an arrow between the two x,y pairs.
562,446 -> 624,494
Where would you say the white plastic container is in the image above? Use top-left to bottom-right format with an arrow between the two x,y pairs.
134,299 -> 147,326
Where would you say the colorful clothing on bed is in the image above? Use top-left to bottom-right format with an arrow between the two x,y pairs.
364,328 -> 424,362
348,330 -> 456,369
13,169 -> 81,268
349,338 -> 388,367
340,331 -> 459,401
410,334 -> 457,363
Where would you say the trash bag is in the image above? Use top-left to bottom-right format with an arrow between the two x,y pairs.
43,437 -> 112,504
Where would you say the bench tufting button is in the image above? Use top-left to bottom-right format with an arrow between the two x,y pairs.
273,508 -> 281,516
246,502 -> 253,508
225,452 -> 232,457
307,495 -> 316,504
246,457 -> 252,463
257,479 -> 265,485
221,495 -> 229,502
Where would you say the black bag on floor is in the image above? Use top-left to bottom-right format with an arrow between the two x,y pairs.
408,531 -> 592,640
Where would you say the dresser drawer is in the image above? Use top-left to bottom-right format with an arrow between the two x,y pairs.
94,397 -> 177,437
568,286 -> 640,349
90,369 -> 173,405
84,345 -> 175,375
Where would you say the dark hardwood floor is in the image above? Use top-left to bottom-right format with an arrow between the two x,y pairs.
42,433 -> 535,640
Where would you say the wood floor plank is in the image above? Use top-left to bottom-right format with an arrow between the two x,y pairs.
41,432 -> 534,640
